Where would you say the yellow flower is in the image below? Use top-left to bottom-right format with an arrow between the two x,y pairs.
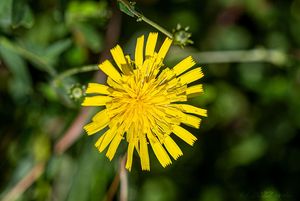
82,33 -> 207,171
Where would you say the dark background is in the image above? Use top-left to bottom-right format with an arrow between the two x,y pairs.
1,0 -> 300,200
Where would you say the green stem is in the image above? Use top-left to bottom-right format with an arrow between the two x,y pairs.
52,65 -> 98,86
140,16 -> 173,39
117,0 -> 173,38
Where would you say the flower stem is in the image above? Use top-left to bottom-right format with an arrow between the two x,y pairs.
117,0 -> 173,38
52,65 -> 98,86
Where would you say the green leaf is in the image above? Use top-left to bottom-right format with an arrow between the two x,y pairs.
11,0 -> 34,28
65,45 -> 88,66
46,39 -> 72,57
66,140 -> 112,201
0,37 -> 56,76
229,135 -> 266,167
0,45 -> 32,100
12,0 -> 26,27
66,1 -> 109,25
20,5 -> 34,28
75,23 -> 103,52
117,0 -> 135,17
45,39 -> 72,65
0,0 -> 13,27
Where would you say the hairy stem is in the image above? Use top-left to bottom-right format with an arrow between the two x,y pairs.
52,65 -> 98,86
117,0 -> 173,38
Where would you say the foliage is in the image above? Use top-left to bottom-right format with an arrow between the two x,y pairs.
1,0 -> 300,201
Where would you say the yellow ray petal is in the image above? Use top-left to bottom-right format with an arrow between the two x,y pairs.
98,60 -> 121,82
125,142 -> 135,171
81,96 -> 112,106
163,107 -> 182,117
83,118 -> 109,135
86,83 -> 110,95
95,135 -> 105,148
110,45 -> 127,72
106,77 -> 124,90
180,113 -> 201,129
169,95 -> 187,103
84,109 -> 110,135
186,84 -> 203,96
99,129 -> 117,152
164,136 -> 183,160
140,135 -> 150,171
179,67 -> 203,84
157,37 -> 172,60
172,104 -> 207,117
173,56 -> 196,76
172,125 -> 197,146
145,32 -> 158,57
149,138 -> 172,167
92,109 -> 108,121
135,35 -> 144,68
106,134 -> 123,160
125,54 -> 134,72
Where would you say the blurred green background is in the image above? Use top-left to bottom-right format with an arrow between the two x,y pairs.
1,0 -> 300,201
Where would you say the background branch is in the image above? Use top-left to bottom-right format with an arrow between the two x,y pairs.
119,155 -> 128,201
51,47 -> 289,85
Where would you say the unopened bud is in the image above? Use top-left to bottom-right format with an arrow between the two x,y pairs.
69,84 -> 86,102
172,24 -> 194,47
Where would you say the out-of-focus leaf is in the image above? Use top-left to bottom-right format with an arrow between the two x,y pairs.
23,14 -> 65,45
46,39 -> 72,58
37,83 -> 59,102
0,45 -> 32,101
46,155 -> 77,201
0,37 -> 56,76
0,0 -> 12,27
244,0 -> 275,24
65,45 -> 88,66
12,0 -> 27,27
66,1 -> 109,25
74,23 -> 103,52
212,83 -> 248,124
261,187 -> 281,201
228,135 -> 266,167
67,139 -> 112,201
139,177 -> 176,201
10,0 -> 34,28
290,19 -> 300,46
20,5 -> 34,28
260,76 -> 289,102
207,26 -> 251,50
2,157 -> 33,192
33,133 -> 51,162
237,63 -> 265,90
44,39 -> 72,65
266,32 -> 290,50
199,186 -> 223,201
33,180 -> 51,201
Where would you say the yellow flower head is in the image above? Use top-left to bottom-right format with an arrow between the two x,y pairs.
82,33 -> 207,171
